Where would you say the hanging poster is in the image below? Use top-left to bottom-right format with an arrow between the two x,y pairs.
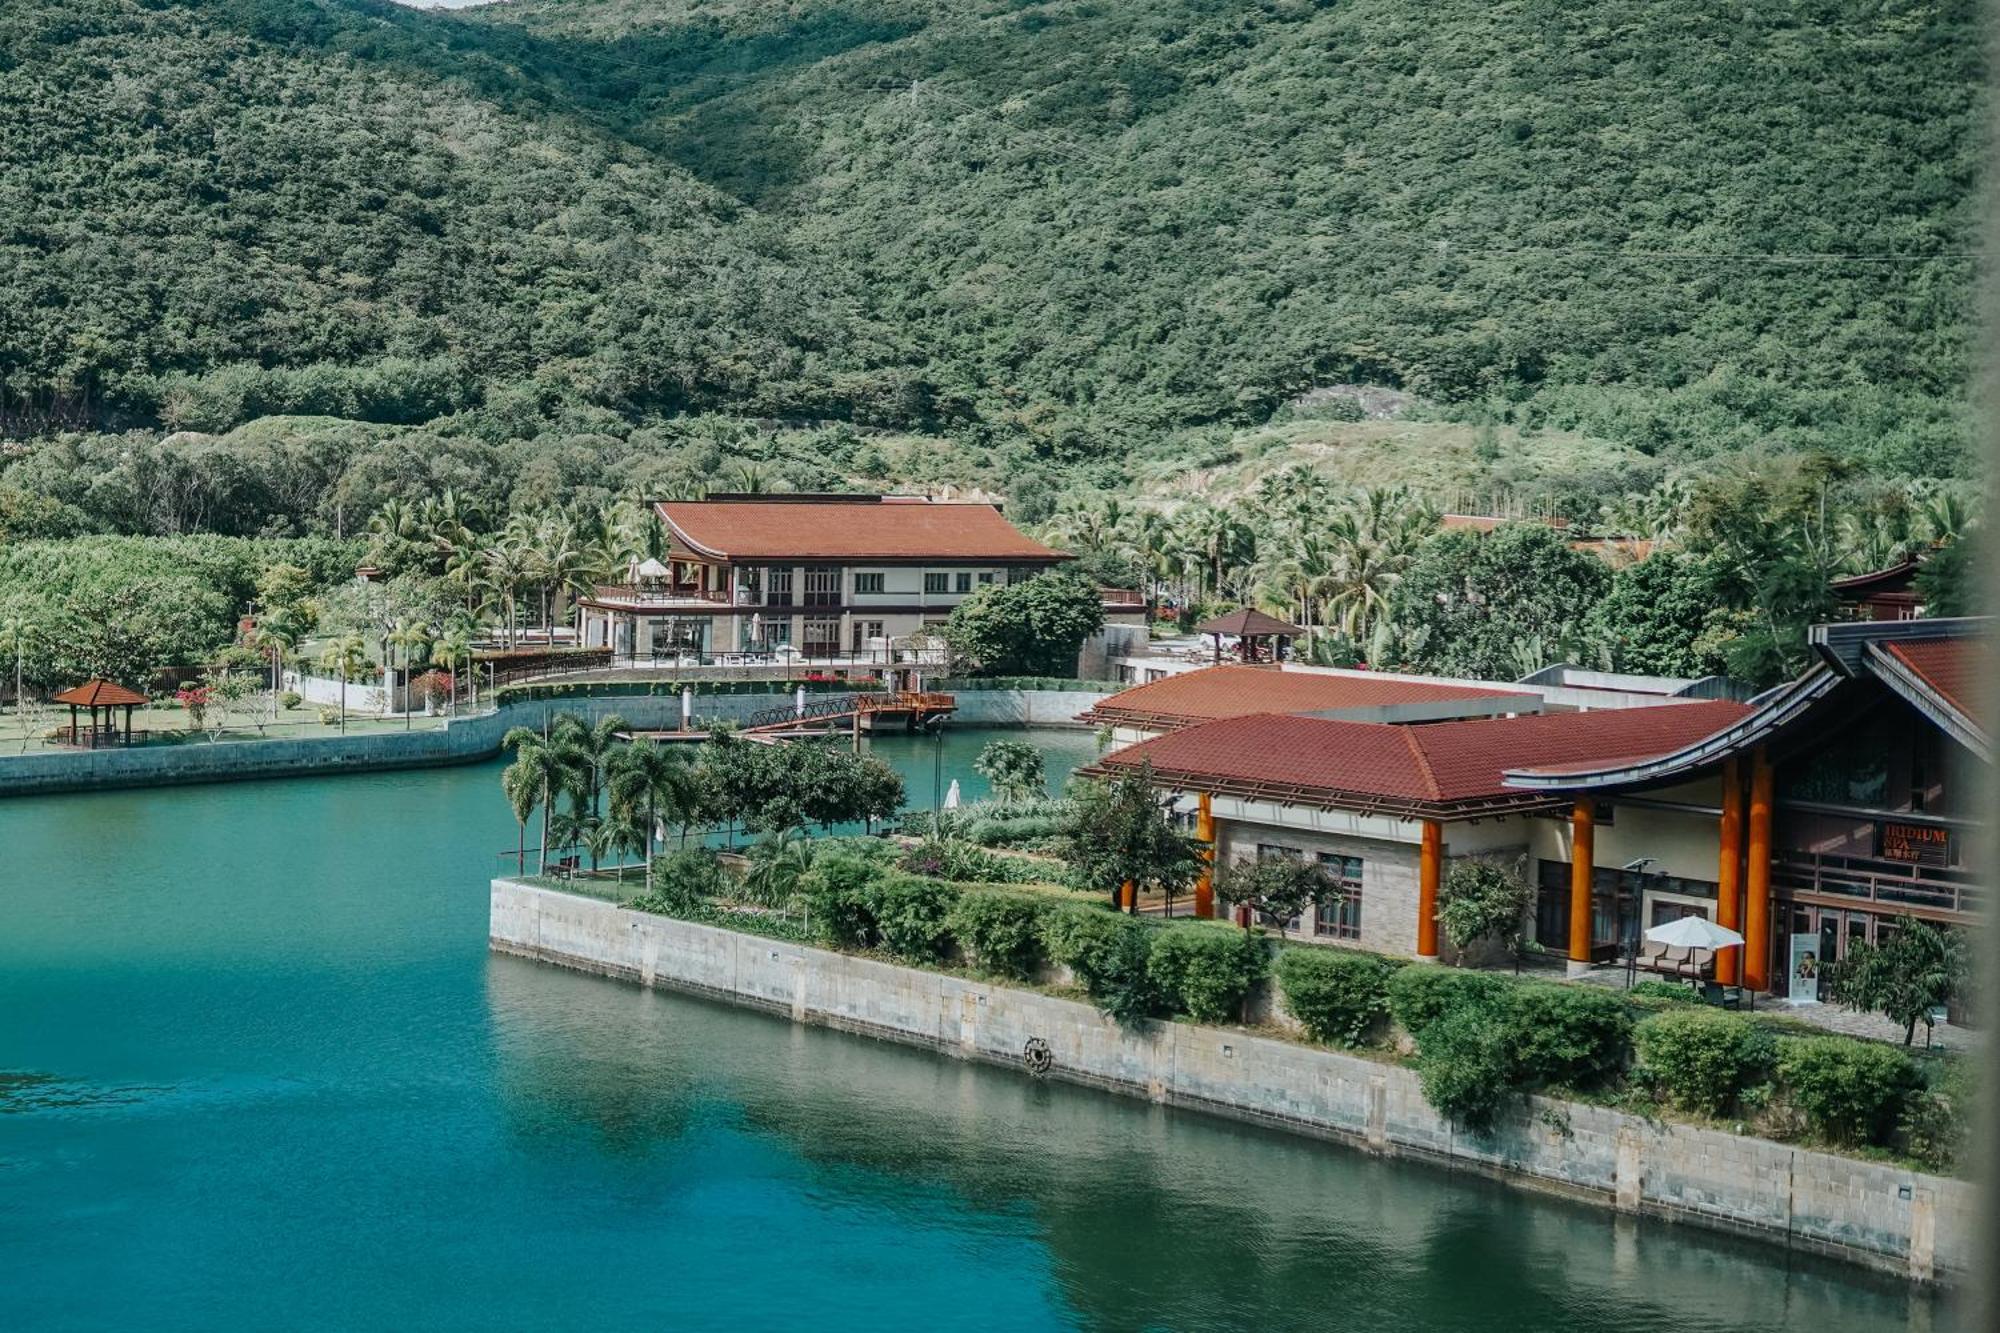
1788,934 -> 1822,1004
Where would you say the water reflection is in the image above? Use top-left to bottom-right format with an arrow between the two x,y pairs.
483,957 -> 1957,1333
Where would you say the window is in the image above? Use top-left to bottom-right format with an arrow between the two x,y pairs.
766,567 -> 794,607
852,619 -> 884,651
757,618 -> 790,647
978,572 -> 995,585
955,571 -> 973,593
803,617 -> 841,657
853,572 -> 885,596
804,565 -> 840,607
1314,854 -> 1364,940
924,572 -> 950,595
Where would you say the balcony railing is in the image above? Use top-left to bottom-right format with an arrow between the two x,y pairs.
1772,851 -> 1981,921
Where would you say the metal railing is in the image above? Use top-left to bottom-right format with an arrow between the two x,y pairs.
743,690 -> 955,731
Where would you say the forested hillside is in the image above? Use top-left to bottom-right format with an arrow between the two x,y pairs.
0,0 -> 1983,524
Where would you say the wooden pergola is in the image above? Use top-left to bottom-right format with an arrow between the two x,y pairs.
1194,608 -> 1303,664
50,679 -> 148,749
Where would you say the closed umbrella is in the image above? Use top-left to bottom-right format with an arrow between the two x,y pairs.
943,779 -> 961,809
1644,915 -> 1744,950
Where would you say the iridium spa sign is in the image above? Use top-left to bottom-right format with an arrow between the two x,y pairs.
1875,820 -> 1951,868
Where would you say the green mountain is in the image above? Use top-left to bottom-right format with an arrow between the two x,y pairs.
0,0 -> 1981,506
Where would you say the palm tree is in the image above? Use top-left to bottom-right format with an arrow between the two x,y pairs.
550,713 -> 630,820
502,726 -> 564,874
550,806 -> 603,871
431,626 -> 472,715
741,830 -> 816,913
386,619 -> 433,729
318,633 -> 368,735
500,758 -> 539,876
608,737 -> 687,894
593,805 -> 651,885
482,542 -> 531,648
1,615 -> 34,724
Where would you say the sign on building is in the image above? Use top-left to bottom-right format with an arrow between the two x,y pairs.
1876,820 -> 1951,867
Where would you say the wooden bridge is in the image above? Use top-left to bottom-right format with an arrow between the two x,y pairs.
630,691 -> 956,744
741,690 -> 956,735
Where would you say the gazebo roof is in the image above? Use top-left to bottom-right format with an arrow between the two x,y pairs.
51,679 -> 149,707
1194,607 -> 1304,638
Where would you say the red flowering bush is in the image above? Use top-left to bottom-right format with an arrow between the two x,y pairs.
174,685 -> 212,727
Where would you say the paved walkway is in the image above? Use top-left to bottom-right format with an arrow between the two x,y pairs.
1568,964 -> 1979,1052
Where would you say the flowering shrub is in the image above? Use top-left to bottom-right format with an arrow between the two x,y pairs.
174,684 -> 212,727
414,669 -> 454,709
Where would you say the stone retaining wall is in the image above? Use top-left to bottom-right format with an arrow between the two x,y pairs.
489,878 -> 1972,1284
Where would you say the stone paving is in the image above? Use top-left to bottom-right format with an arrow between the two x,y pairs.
1567,963 -> 1979,1052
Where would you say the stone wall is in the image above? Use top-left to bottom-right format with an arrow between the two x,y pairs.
2,689 -> 1053,797
946,688 -> 1108,728
489,878 -> 1973,1284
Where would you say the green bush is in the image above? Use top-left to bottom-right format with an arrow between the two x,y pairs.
1412,1004 -> 1517,1130
1386,966 -> 1510,1036
1778,1037 -> 1919,1146
1626,979 -> 1702,1007
865,874 -> 960,963
1899,1057 -> 1976,1173
633,848 -> 733,915
1274,947 -> 1400,1047
797,846 -> 888,948
1634,1009 -> 1775,1117
1507,984 -> 1633,1090
1042,902 -> 1159,1022
1147,923 -> 1268,1023
947,888 -> 1051,979
278,690 -> 302,710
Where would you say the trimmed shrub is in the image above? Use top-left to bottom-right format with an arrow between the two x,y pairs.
1275,947 -> 1400,1047
947,888 -> 1051,979
865,874 -> 960,964
1147,923 -> 1268,1023
797,846 -> 888,948
650,849 -> 730,911
278,690 -> 302,710
1778,1037 -> 1919,1146
1634,1009 -> 1775,1117
1412,1004 -> 1517,1130
1507,983 -> 1633,1090
1386,966 -> 1509,1036
1042,903 -> 1159,1022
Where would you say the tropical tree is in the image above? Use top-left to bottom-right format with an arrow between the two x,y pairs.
1825,917 -> 1971,1046
973,738 -> 1047,802
431,625 -> 472,714
317,633 -> 368,734
501,726 -> 564,874
1057,762 -> 1202,914
741,829 -> 817,912
385,618 -> 433,729
608,737 -> 689,891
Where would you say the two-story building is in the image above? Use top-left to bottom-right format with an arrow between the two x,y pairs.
577,495 -> 1077,662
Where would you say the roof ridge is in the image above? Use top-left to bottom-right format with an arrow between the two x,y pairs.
1400,726 -> 1446,801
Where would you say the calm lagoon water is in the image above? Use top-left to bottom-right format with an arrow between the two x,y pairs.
0,730 -> 1961,1330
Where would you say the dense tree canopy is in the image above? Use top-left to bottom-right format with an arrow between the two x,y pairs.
1390,525 -> 1610,679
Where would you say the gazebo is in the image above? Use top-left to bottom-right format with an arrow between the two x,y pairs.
1195,608 -> 1303,664
51,679 -> 148,748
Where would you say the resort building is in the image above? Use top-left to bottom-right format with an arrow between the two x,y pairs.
1505,617 -> 1986,999
1083,701 -> 1750,960
1083,617 -> 1987,997
576,495 -> 1140,663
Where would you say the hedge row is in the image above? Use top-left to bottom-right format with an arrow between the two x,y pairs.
1268,944 -> 1964,1166
933,676 -> 1121,692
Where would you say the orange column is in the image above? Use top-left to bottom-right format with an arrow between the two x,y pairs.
1416,820 -> 1442,959
1193,792 -> 1216,919
1743,747 -> 1774,991
1568,799 -> 1595,971
1715,757 -> 1744,985
1119,879 -> 1136,913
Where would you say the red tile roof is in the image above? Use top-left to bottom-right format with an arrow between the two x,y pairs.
656,498 -> 1066,562
51,679 -> 149,707
1080,665 -> 1527,732
1088,700 -> 1752,817
1882,637 -> 1987,729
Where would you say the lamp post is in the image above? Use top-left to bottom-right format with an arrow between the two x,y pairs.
1621,856 -> 1655,986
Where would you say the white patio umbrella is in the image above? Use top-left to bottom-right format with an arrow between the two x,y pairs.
1644,915 -> 1744,950
943,779 -> 961,809
636,557 -> 670,579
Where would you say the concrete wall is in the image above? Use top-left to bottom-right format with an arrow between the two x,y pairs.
947,688 -> 1110,728
0,688 -> 1103,797
489,879 -> 1973,1284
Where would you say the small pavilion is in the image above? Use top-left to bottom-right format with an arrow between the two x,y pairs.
51,679 -> 148,748
1195,608 -> 1303,664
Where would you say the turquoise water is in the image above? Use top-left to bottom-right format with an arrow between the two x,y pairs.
0,731 -> 1960,1330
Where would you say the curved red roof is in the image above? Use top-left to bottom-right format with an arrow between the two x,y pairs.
51,679 -> 149,707
1089,700 -> 1752,818
656,498 -> 1065,562
1080,665 -> 1527,732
